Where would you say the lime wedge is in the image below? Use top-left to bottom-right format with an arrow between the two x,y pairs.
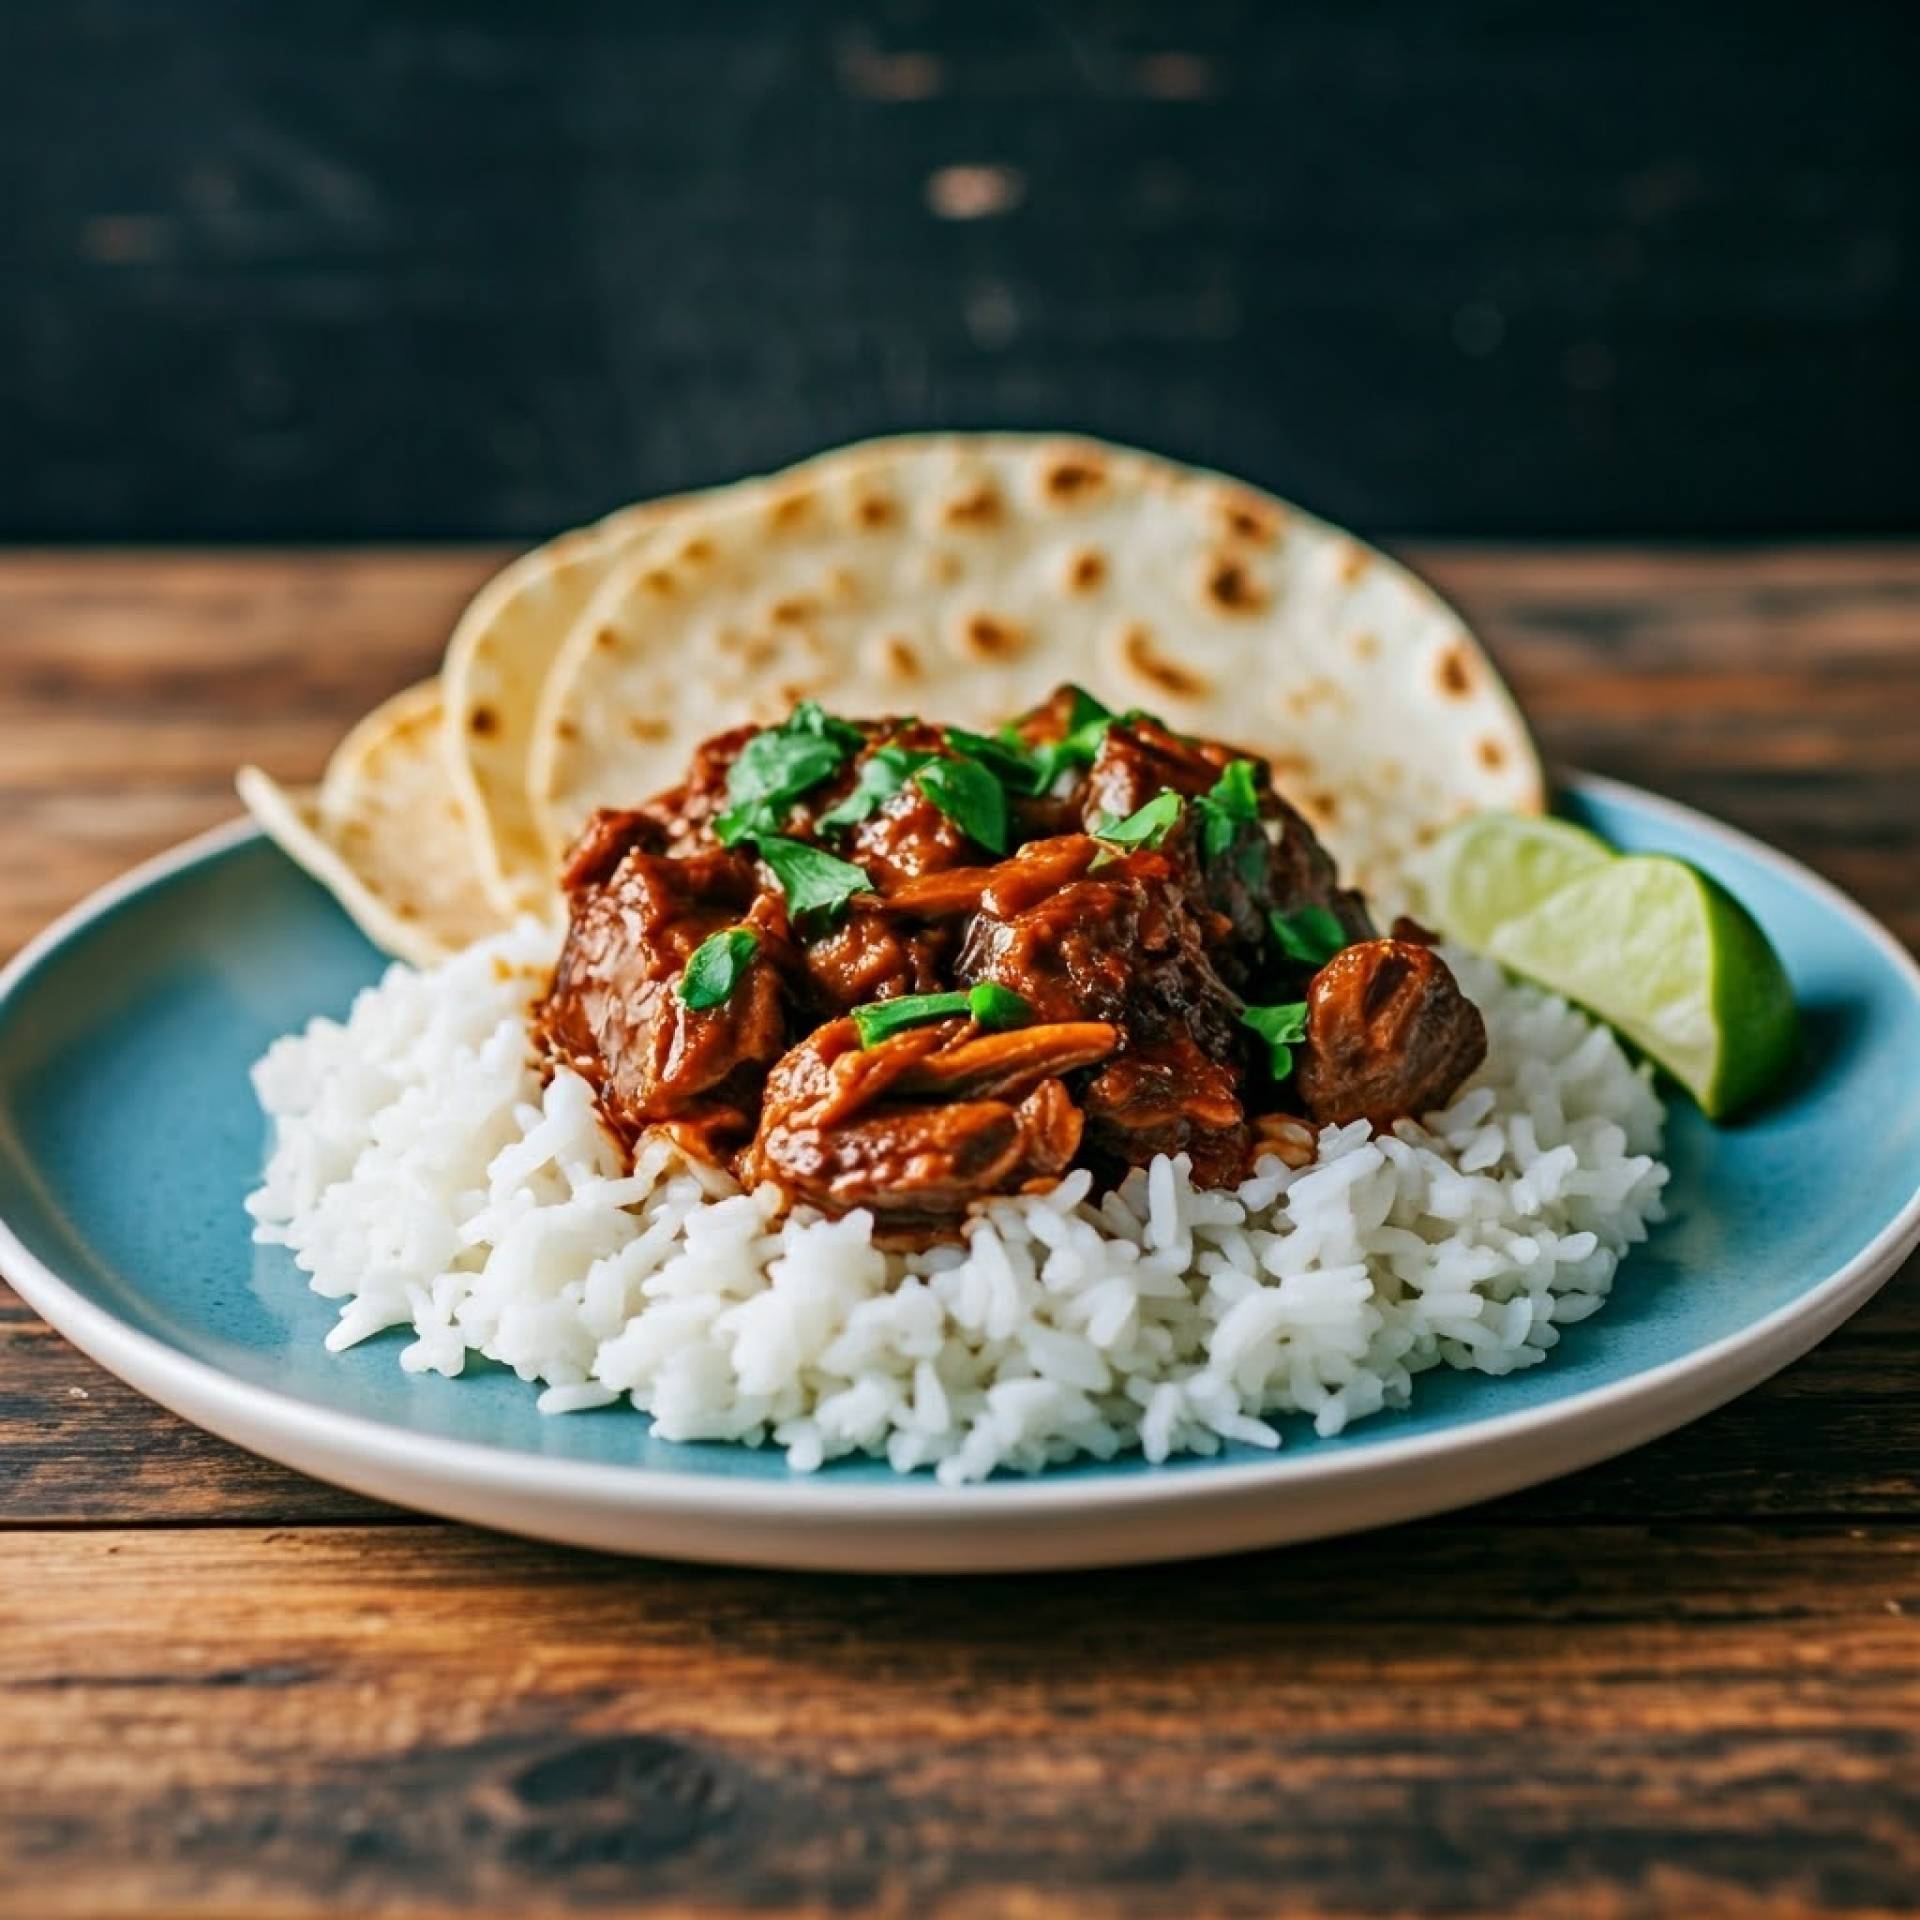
1487,855 -> 1798,1118
1420,812 -> 1613,949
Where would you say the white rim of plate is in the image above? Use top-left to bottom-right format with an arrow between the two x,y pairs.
1,775 -> 1917,1522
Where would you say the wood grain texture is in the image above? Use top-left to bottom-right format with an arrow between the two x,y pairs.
0,546 -> 1915,1916
2,1524 -> 1916,1919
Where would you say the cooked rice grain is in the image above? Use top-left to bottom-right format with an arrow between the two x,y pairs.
247,928 -> 1667,1483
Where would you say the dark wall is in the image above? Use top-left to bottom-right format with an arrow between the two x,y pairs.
2,1 -> 1914,542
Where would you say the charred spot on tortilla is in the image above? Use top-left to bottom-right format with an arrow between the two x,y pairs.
768,596 -> 815,625
960,612 -> 1024,660
854,492 -> 898,529
878,633 -> 924,681
638,567 -> 677,597
1215,493 -> 1283,547
1436,643 -> 1475,698
593,626 -> 620,652
1203,554 -> 1268,616
468,705 -> 500,738
1339,543 -> 1368,585
1040,453 -> 1105,503
1478,736 -> 1507,770
1119,623 -> 1208,700
768,490 -> 817,533
1064,547 -> 1107,593
942,483 -> 1002,527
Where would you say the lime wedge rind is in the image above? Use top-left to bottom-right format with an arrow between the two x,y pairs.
1486,853 -> 1798,1120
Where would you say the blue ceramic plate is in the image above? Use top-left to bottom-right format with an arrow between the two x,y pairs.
2,776 -> 1916,1570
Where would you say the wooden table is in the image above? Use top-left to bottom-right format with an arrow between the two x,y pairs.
3,547 -> 1916,1919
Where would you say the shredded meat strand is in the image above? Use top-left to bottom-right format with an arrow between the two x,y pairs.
533,689 -> 1487,1236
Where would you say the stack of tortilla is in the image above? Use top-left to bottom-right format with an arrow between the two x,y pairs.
239,435 -> 1543,969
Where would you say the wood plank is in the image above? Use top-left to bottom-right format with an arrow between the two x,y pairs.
2,1523 -> 1915,1919
0,1286 -> 392,1525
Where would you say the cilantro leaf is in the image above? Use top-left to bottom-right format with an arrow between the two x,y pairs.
716,703 -> 862,846
943,726 -> 1043,795
789,699 -> 865,750
850,991 -> 970,1047
994,687 -> 1117,793
850,980 -> 1036,1048
1029,713 -> 1114,791
677,928 -> 759,1010
1240,999 -> 1310,1078
817,743 -> 936,830
755,836 -> 874,924
1091,788 -> 1183,850
1195,758 -> 1261,864
964,981 -> 1034,1029
1061,684 -> 1113,731
916,754 -> 1009,852
1270,905 -> 1350,968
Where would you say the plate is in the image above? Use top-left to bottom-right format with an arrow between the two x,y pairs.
2,778 -> 1916,1571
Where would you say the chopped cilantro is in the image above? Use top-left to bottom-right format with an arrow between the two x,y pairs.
1195,758 -> 1261,864
677,928 -> 758,1010
985,687 -> 1117,793
963,981 -> 1034,1029
1241,999 -> 1310,1078
850,981 -> 1036,1048
916,754 -> 1009,852
755,836 -> 874,924
943,726 -> 1043,795
1270,905 -> 1350,968
1029,714 -> 1113,790
818,742 -> 936,830
716,701 -> 863,845
1091,788 -> 1183,850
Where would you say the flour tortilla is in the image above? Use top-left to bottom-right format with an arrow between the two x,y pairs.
443,496 -> 709,919
530,434 -> 1542,912
239,681 -> 504,966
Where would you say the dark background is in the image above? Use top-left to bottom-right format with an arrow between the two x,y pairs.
2,1 -> 1913,543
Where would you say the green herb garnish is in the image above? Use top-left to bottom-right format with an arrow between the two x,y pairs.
916,754 -> 1009,852
716,701 -> 864,845
943,726 -> 1044,795
1240,999 -> 1310,1078
1270,905 -> 1349,968
817,742 -> 937,830
1194,758 -> 1261,864
1091,788 -> 1183,851
677,928 -> 759,1010
755,836 -> 874,924
1001,686 -> 1117,792
1031,717 -> 1113,790
964,982 -> 1034,1028
849,981 -> 1036,1048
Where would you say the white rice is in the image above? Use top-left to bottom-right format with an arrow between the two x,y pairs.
246,927 -> 1669,1483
